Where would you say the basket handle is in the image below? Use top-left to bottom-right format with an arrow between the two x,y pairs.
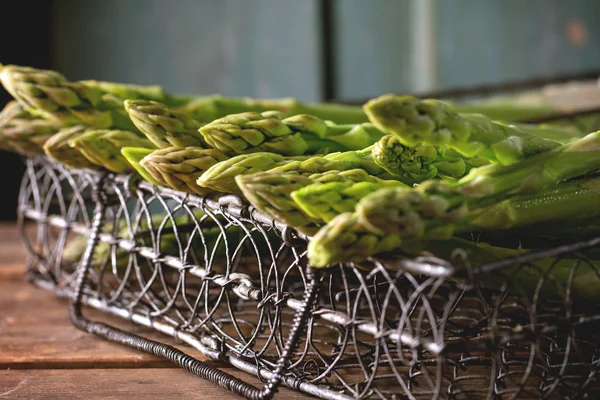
68,185 -> 320,400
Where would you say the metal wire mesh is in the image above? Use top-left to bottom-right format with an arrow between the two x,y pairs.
18,146 -> 600,399
15,73 -> 600,399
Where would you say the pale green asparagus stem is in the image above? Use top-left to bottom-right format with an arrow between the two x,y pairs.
235,169 -> 393,234
179,95 -> 369,124
69,129 -> 155,173
199,112 -> 382,156
120,147 -> 162,185
43,126 -> 99,169
371,135 -> 476,183
364,94 -> 562,164
291,179 -> 405,224
0,100 -> 65,154
0,65 -> 138,130
394,237 -> 600,302
124,100 -> 207,148
197,152 -> 292,195
139,147 -> 228,195
308,132 -> 600,266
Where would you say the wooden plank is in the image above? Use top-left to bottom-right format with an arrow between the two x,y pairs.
0,369 -> 309,399
53,0 -> 323,101
0,222 -> 30,279
0,261 -> 214,369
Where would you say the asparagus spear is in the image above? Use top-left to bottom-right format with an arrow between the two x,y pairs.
499,121 -> 584,144
371,135 -> 477,182
268,152 -> 396,180
199,112 -> 381,156
291,179 -> 405,224
139,147 -> 228,195
0,100 -> 29,125
120,147 -> 162,186
391,237 -> 600,302
196,152 -> 293,194
364,95 -> 563,164
235,169 -> 394,234
62,211 -> 248,270
43,126 -> 98,169
358,131 -> 600,237
308,142 -> 600,268
124,100 -> 208,148
176,95 -> 369,124
0,100 -> 64,154
0,65 -> 141,130
69,129 -> 155,173
196,147 -> 401,196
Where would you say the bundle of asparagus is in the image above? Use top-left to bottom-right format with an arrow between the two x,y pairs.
4,63 -> 600,302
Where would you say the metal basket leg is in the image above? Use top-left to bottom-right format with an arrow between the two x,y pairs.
67,181 -> 321,400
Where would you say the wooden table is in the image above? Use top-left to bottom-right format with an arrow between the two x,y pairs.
0,224 -> 307,399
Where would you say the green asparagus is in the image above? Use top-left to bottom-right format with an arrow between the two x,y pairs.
139,147 -> 228,195
291,179 -> 405,224
124,100 -> 208,148
358,131 -> 600,237
120,147 -> 162,186
235,169 -> 394,234
176,95 -> 369,125
62,211 -> 247,270
196,152 -> 292,195
43,126 -> 98,169
392,237 -> 600,302
69,129 -> 155,173
268,152 -> 396,180
371,135 -> 478,182
199,112 -> 381,156
364,94 -> 563,164
0,100 -> 64,154
307,131 -> 600,267
0,65 -> 140,130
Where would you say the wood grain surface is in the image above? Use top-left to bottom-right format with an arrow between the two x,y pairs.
0,223 -> 307,399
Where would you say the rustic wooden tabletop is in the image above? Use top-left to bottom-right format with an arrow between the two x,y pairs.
0,223 -> 308,399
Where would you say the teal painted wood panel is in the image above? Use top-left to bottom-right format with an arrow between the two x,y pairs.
436,0 -> 600,89
53,0 -> 323,101
332,0 -> 414,99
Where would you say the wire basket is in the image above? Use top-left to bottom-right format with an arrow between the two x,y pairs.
16,76 -> 600,399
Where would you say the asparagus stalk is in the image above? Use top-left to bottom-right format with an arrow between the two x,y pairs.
364,95 -> 563,164
0,100 -> 65,154
177,95 -> 369,125
42,126 -> 98,169
450,102 -> 559,121
499,121 -> 584,144
371,135 -> 477,182
291,179 -> 406,224
308,138 -> 600,267
120,147 -> 162,185
393,237 -> 600,302
196,152 -> 292,195
235,169 -> 394,234
268,150 -> 399,180
199,112 -> 382,156
62,211 -> 247,270
0,100 -> 29,124
69,129 -> 155,173
358,131 -> 600,237
0,65 -> 141,130
124,100 -> 208,148
139,147 -> 228,195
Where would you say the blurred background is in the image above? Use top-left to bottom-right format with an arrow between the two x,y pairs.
1,0 -> 600,219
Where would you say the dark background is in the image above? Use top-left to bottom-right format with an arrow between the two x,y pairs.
1,0 -> 600,220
